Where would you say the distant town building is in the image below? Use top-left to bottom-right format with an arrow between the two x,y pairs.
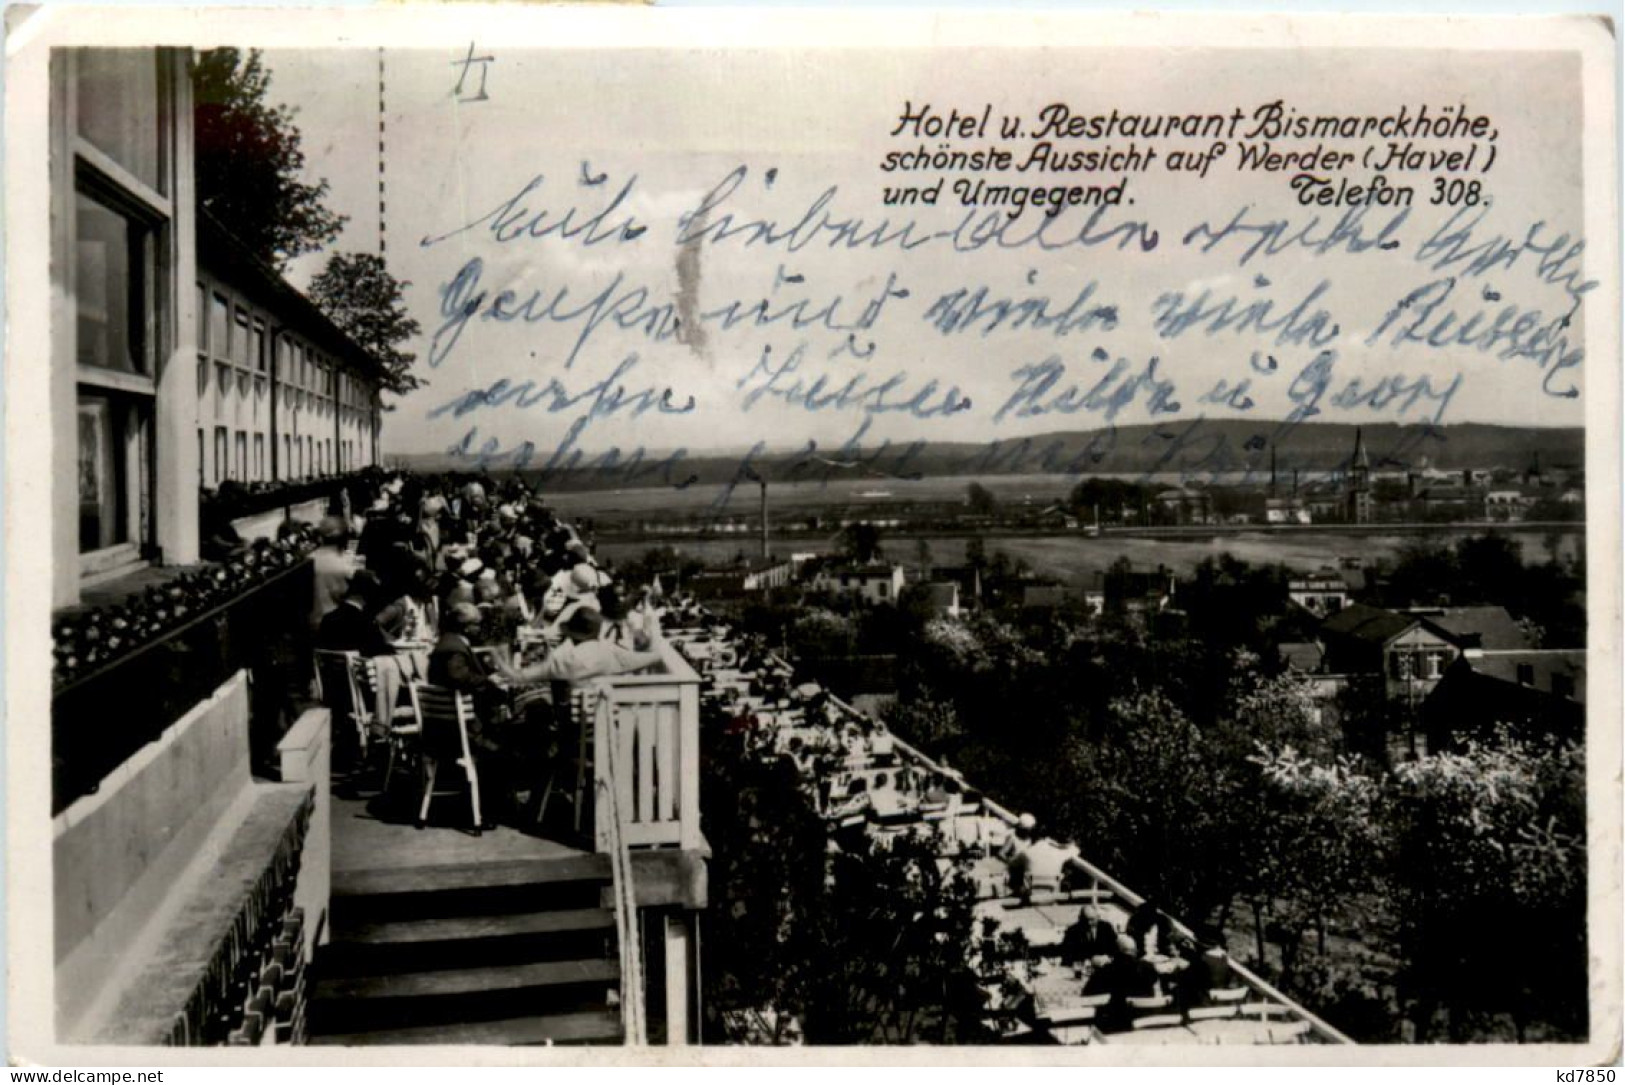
1153,487 -> 1212,526
1288,573 -> 1350,617
1485,489 -> 1538,522
687,557 -> 797,601
814,563 -> 907,605
1319,603 -> 1459,702
1099,564 -> 1176,614
1424,648 -> 1586,749
1277,641 -> 1325,674
1036,505 -> 1080,530
1265,497 -> 1312,525
1345,428 -> 1372,525
1019,583 -> 1068,611
1404,605 -> 1530,652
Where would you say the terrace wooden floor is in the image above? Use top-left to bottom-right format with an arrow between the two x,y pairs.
312,793 -> 622,1046
331,792 -> 589,878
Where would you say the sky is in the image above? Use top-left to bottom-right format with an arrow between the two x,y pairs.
259,40 -> 1592,463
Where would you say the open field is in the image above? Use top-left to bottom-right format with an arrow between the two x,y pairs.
542,475 -> 1080,522
593,528 -> 1581,587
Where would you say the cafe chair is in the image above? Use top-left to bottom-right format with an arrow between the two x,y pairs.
407,682 -> 484,834
536,684 -> 599,836
369,660 -> 423,796
314,649 -> 371,758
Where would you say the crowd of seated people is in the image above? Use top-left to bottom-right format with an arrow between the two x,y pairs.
646,594 -> 1313,1043
1054,898 -> 1241,1032
305,471 -> 668,831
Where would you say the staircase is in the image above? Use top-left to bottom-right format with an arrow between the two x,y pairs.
307,854 -> 625,1046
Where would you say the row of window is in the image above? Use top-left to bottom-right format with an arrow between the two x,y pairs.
195,281 -> 374,411
198,428 -> 360,487
68,50 -> 378,564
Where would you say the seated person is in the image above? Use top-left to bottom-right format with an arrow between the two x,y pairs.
424,602 -> 518,826
1126,898 -> 1175,959
1019,836 -> 1080,898
1084,934 -> 1161,1032
1058,905 -> 1120,968
316,571 -> 394,659
1177,927 -> 1238,1009
598,587 -> 651,651
506,606 -> 663,685
999,812 -> 1037,865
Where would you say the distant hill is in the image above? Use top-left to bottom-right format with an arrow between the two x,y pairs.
388,420 -> 1583,492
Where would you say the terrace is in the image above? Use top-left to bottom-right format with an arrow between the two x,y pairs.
52,471 -> 1350,1050
51,504 -> 708,1048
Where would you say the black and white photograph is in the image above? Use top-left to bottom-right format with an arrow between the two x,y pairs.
5,7 -> 1619,1067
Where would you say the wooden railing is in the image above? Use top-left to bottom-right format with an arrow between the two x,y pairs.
592,687 -> 650,1045
594,639 -> 703,853
832,688 -> 1357,1045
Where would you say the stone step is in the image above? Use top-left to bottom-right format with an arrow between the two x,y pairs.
340,907 -> 615,946
314,957 -> 619,1003
310,1009 -> 623,1047
334,855 -> 611,899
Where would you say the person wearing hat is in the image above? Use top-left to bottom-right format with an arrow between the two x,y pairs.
422,601 -> 513,829
310,514 -> 358,632
428,602 -> 498,697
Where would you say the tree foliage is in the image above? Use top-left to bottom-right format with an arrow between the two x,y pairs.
871,543 -> 1590,1043
700,708 -> 1027,1044
965,481 -> 998,517
192,49 -> 346,268
836,522 -> 885,564
1386,735 -> 1586,1040
309,252 -> 424,394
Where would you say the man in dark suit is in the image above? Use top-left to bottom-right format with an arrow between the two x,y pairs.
316,571 -> 394,659
426,602 -> 516,824
1059,905 -> 1119,967
427,602 -> 503,709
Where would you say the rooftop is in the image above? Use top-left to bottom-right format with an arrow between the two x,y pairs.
1320,603 -> 1418,645
1406,605 -> 1529,651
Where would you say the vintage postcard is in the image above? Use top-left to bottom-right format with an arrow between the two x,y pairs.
5,7 -> 1619,1068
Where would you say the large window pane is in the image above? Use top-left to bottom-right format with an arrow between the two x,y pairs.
77,395 -> 127,552
74,49 -> 163,193
75,192 -> 148,374
210,294 -> 230,362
